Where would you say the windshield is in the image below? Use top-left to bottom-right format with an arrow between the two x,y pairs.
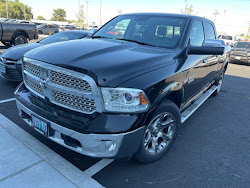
235,42 -> 250,49
37,24 -> 45,28
93,15 -> 187,48
39,32 -> 88,45
6,19 -> 15,23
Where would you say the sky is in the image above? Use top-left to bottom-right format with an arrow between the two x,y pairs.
22,0 -> 250,35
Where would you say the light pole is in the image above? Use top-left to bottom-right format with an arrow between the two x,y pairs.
100,0 -> 102,26
86,0 -> 90,27
23,4 -> 26,20
6,0 -> 8,19
213,10 -> 220,23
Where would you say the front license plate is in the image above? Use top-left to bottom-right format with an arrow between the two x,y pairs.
0,64 -> 5,73
31,115 -> 49,137
235,56 -> 241,60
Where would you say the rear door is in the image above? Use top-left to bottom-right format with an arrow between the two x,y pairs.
43,25 -> 49,34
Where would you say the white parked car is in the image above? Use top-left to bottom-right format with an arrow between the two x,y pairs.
218,35 -> 239,46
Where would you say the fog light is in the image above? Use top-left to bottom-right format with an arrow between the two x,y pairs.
104,141 -> 117,151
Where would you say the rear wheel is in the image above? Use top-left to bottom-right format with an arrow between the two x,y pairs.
38,30 -> 43,35
12,35 -> 28,46
134,100 -> 181,163
212,72 -> 224,96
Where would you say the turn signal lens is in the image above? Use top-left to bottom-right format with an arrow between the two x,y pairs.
140,92 -> 147,105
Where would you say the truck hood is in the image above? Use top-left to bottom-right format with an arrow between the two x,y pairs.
2,42 -> 43,61
24,38 -> 176,87
232,48 -> 250,53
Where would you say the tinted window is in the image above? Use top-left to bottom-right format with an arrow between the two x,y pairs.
205,22 -> 216,39
93,15 -> 187,48
189,21 -> 204,46
235,42 -> 250,49
39,32 -> 87,45
218,35 -> 233,40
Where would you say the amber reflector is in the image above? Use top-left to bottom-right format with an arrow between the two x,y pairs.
139,93 -> 147,105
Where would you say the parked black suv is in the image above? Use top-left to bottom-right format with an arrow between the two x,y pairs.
15,13 -> 230,163
230,42 -> 250,64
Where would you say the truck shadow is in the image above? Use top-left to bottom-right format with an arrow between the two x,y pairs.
0,46 -> 9,50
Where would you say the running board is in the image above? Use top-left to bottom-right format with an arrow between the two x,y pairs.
181,85 -> 218,123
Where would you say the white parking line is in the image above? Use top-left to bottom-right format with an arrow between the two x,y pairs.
0,113 -> 108,188
84,159 -> 114,177
0,98 -> 15,104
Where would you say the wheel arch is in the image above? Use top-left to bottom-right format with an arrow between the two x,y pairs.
142,82 -> 183,128
151,82 -> 183,108
12,30 -> 29,40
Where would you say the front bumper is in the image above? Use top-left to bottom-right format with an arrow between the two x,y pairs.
15,84 -> 146,160
0,61 -> 22,81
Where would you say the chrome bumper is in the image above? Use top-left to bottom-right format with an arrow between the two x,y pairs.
16,100 -> 144,158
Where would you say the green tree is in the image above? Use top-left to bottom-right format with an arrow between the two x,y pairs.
181,4 -> 194,15
37,15 -> 45,20
51,8 -> 66,21
0,0 -> 33,20
66,19 -> 75,24
75,4 -> 86,28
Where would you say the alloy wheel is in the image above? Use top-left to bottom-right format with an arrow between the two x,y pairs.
144,112 -> 176,155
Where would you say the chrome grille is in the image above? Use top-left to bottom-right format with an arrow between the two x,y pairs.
22,57 -> 102,114
23,61 -> 40,77
52,90 -> 96,113
26,78 -> 43,95
232,51 -> 247,56
50,70 -> 92,92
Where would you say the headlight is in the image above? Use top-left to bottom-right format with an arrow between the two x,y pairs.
17,59 -> 22,64
101,88 -> 149,113
247,53 -> 250,57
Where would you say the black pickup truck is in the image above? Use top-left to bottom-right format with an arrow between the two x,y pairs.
15,13 -> 230,163
0,22 -> 38,46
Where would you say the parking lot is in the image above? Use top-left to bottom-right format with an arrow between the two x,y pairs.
0,40 -> 250,187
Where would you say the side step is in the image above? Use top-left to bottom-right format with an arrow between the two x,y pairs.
181,85 -> 218,123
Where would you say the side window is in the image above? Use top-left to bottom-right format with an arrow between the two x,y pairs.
189,21 -> 204,46
205,22 -> 216,39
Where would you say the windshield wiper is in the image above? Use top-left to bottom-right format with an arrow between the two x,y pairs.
92,36 -> 109,39
115,38 -> 157,47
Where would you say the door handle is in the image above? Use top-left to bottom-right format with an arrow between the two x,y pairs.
203,59 -> 209,63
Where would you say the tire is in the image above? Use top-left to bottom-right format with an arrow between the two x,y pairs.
12,35 -> 28,46
134,100 -> 181,163
38,30 -> 43,35
1,41 -> 12,47
212,71 -> 225,96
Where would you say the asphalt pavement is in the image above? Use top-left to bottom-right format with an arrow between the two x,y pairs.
0,39 -> 249,187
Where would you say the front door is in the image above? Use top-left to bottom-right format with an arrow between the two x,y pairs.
184,20 -> 211,102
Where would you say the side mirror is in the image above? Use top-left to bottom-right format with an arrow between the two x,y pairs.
188,39 -> 225,55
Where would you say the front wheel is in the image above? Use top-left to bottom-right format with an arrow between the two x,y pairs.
12,35 -> 28,46
134,100 -> 181,163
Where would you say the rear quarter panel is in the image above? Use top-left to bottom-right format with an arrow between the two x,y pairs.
1,23 -> 36,41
